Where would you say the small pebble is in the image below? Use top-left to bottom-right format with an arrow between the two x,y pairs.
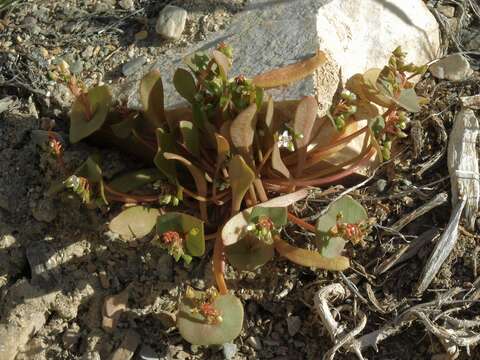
155,5 -> 187,40
119,0 -> 135,10
82,45 -> 94,58
99,271 -> 109,289
135,30 -> 148,41
222,343 -> 237,360
247,336 -> 262,350
376,179 -> 388,193
429,54 -> 473,81
121,56 -> 146,76
286,316 -> 301,336
32,198 -> 57,223
437,5 -> 455,18
70,60 -> 83,74
139,344 -> 159,360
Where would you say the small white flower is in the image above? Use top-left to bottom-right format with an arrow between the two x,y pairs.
64,175 -> 80,190
277,130 -> 294,151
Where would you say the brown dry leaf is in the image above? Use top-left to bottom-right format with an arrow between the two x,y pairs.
212,50 -> 231,79
163,152 -> 208,221
230,103 -> 258,152
252,50 -> 326,89
271,145 -> 291,179
294,96 -> 317,175
273,236 -> 349,271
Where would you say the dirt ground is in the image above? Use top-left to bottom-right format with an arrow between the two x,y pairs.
1,0 -> 480,359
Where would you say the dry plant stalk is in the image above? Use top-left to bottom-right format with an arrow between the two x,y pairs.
416,109 -> 479,294
447,109 -> 479,230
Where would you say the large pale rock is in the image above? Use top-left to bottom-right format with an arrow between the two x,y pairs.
155,5 -> 187,40
115,0 -> 440,112
429,53 -> 473,81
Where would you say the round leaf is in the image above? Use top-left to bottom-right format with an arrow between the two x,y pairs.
139,69 -> 165,127
109,206 -> 160,241
173,68 -> 197,103
70,86 -> 112,143
107,168 -> 162,193
222,190 -> 308,246
156,212 -> 205,257
177,294 -> 244,345
319,237 -> 346,258
316,195 -> 368,234
226,234 -> 274,271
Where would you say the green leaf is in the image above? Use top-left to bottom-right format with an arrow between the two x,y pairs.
271,145 -> 291,179
255,87 -> 264,110
107,168 -> 163,193
354,100 -> 379,121
70,86 -> 112,143
228,155 -> 255,212
250,207 -> 287,227
224,206 -> 286,271
110,113 -> 138,139
225,234 -> 274,271
212,49 -> 231,80
109,206 -> 160,241
173,68 -> 197,103
177,293 -> 244,345
153,128 -> 177,184
294,96 -> 317,175
215,133 -> 230,167
230,103 -> 257,153
316,195 -> 367,234
155,212 -> 205,257
179,120 -> 200,156
394,88 -> 421,113
163,152 -> 208,221
320,237 -> 347,258
315,195 -> 368,258
76,155 -> 103,183
369,116 -> 385,136
139,69 -> 165,128
222,190 -> 308,247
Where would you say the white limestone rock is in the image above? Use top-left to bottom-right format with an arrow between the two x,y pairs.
117,0 -> 439,111
112,0 -> 440,170
429,53 -> 473,81
155,5 -> 187,40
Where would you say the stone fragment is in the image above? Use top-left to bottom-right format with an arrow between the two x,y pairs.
376,179 -> 388,193
286,316 -> 302,336
70,60 -> 83,74
31,197 -> 57,223
155,5 -> 187,40
118,0 -> 134,10
62,322 -> 81,351
110,330 -> 141,360
222,343 -> 237,360
247,336 -> 262,350
429,54 -> 473,81
135,30 -> 148,41
138,344 -> 159,360
461,94 -> 480,110
102,287 -> 130,332
122,56 -> 147,77
26,239 -> 60,288
437,5 -> 455,18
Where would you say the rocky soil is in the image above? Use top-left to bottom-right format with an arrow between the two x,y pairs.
1,1 -> 480,359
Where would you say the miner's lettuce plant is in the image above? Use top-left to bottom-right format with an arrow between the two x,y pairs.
54,44 -> 425,345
